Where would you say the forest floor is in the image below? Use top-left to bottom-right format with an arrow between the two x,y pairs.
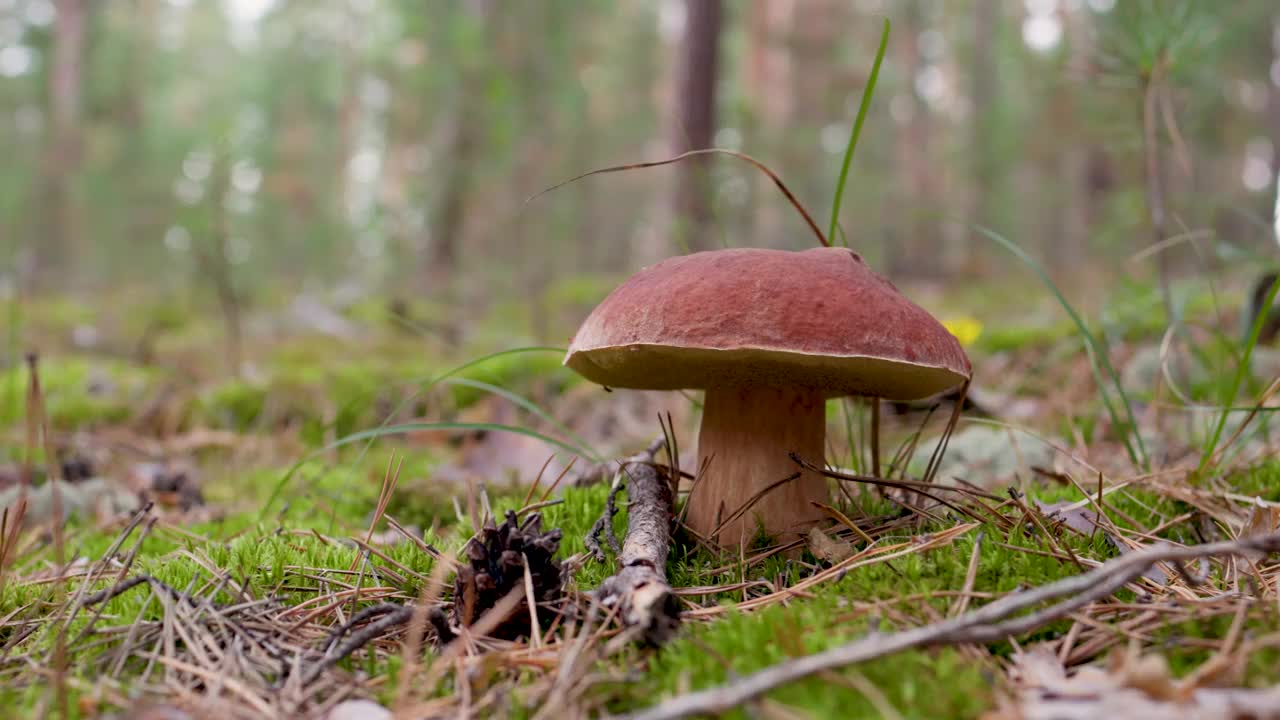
2,273 -> 1280,719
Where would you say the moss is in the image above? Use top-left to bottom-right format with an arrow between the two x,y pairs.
621,525 -> 1089,719
194,377 -> 270,430
974,320 -> 1075,354
0,356 -> 160,429
636,604 -> 989,719
542,273 -> 623,308
7,436 -> 1280,718
344,296 -> 452,334
14,297 -> 98,333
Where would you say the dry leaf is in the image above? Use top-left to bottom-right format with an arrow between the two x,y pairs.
990,648 -> 1280,720
1036,500 -> 1102,536
326,699 -> 391,720
807,526 -> 854,564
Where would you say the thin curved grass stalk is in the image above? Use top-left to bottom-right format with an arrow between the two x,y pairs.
870,398 -> 881,478
1198,277 -> 1280,474
350,345 -> 571,467
977,226 -> 1149,470
257,346 -> 580,521
259,421 -> 591,522
922,380 -> 968,486
440,376 -> 599,462
526,148 -> 829,248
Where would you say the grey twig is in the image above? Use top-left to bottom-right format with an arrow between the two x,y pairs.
303,605 -> 418,686
593,438 -> 681,646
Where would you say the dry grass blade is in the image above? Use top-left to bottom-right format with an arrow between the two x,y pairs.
525,148 -> 829,247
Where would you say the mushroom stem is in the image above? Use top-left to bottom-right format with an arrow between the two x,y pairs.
688,384 -> 828,548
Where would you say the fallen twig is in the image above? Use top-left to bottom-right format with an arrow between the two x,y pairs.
573,437 -> 666,489
303,604 -> 417,685
593,439 -> 681,646
585,478 -> 625,562
623,533 -> 1280,720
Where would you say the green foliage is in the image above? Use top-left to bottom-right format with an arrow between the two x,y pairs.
1097,0 -> 1219,79
973,321 -> 1075,354
541,273 -> 625,312
978,227 -> 1148,470
194,376 -> 269,430
641,599 -> 989,719
1198,275 -> 1280,475
0,357 -> 159,429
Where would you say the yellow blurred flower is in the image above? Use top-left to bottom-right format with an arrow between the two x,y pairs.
942,316 -> 983,347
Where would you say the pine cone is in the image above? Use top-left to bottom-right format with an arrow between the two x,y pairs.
449,510 -> 563,641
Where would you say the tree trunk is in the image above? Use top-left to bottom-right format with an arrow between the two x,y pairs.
744,0 -> 794,248
1266,14 -> 1280,245
965,0 -> 1000,274
426,102 -> 478,293
786,0 -> 837,229
424,0 -> 492,300
1051,3 -> 1090,281
33,0 -> 89,291
888,0 -> 938,278
669,0 -> 723,254
197,156 -> 243,377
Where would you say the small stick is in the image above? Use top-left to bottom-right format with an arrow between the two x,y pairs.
585,476 -> 625,562
573,437 -> 664,488
870,398 -> 881,478
594,439 -> 681,646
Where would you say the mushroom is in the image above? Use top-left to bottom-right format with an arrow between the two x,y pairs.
565,247 -> 971,548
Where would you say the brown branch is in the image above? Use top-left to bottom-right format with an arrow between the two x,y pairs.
304,605 -> 418,686
573,437 -> 666,489
623,533 -> 1280,720
594,441 -> 681,646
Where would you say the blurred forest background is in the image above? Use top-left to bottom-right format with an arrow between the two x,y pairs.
2,0 -> 1280,357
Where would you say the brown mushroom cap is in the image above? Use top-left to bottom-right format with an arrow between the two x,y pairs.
565,246 -> 971,400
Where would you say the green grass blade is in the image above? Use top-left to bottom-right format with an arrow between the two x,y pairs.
259,346 -> 570,520
828,18 -> 890,249
258,421 -> 590,523
441,376 -> 602,462
1197,277 -> 1280,473
346,345 -> 566,464
976,226 -> 1149,469
323,422 -> 589,458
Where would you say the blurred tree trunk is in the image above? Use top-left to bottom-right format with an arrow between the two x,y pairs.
744,0 -> 793,247
1140,66 -> 1173,321
1051,3 -> 1090,279
888,0 -> 938,278
336,1 -> 362,221
1267,15 -> 1280,241
425,0 -> 492,298
33,0 -> 89,291
747,1 -> 793,132
787,0 -> 837,231
120,0 -> 157,260
197,155 -> 242,377
965,0 -> 999,274
669,0 -> 723,253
